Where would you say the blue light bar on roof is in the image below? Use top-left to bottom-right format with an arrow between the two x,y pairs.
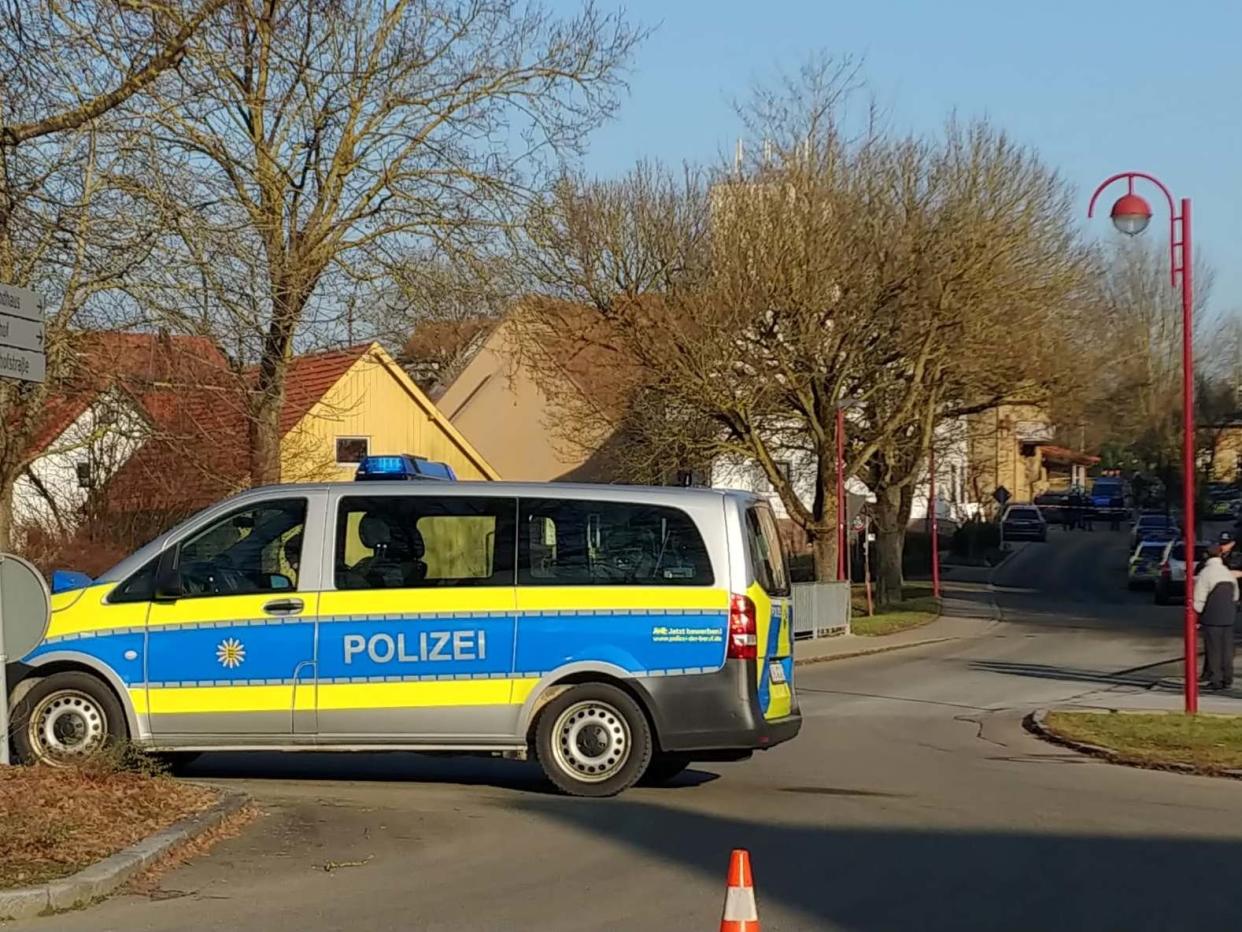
354,454 -> 457,481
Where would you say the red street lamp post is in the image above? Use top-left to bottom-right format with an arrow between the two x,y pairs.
929,444 -> 941,599
836,406 -> 847,582
1088,171 -> 1196,714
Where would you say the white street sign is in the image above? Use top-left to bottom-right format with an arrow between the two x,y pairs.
0,346 -> 45,383
0,314 -> 44,353
0,284 -> 46,384
0,283 -> 43,322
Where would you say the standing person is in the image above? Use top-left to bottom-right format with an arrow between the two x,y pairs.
1192,533 -> 1238,691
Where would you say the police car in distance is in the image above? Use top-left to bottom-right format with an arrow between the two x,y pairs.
7,455 -> 800,797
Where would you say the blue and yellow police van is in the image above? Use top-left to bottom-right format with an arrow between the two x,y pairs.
7,456 -> 800,796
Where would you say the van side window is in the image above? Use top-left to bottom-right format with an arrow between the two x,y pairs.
109,557 -> 159,603
177,499 -> 308,596
746,505 -> 790,597
335,496 -> 516,589
518,499 -> 713,586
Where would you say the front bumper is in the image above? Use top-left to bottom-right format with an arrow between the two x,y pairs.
638,660 -> 801,756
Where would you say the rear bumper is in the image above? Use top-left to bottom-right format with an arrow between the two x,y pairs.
1002,527 -> 1045,540
637,660 -> 801,755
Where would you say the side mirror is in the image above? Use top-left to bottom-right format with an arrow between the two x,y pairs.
153,550 -> 184,602
268,573 -> 293,590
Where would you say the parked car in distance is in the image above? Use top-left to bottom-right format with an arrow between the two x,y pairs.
1154,540 -> 1210,605
1131,514 -> 1179,550
1001,504 -> 1047,542
1033,490 -> 1068,525
1127,540 -> 1168,590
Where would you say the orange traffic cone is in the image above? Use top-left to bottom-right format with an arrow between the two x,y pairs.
720,849 -> 760,931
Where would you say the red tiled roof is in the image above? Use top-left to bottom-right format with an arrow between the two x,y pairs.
28,332 -> 234,456
277,345 -> 371,434
100,343 -> 375,511
1039,444 -> 1100,466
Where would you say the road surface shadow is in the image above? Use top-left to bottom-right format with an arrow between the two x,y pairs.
969,659 -> 1168,689
516,796 -> 1242,931
181,752 -> 718,792
969,659 -> 1242,699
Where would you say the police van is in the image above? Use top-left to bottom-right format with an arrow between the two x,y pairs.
7,456 -> 800,796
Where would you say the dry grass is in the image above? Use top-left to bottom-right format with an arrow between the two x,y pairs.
0,755 -> 217,890
850,584 -> 941,637
1043,711 -> 1242,773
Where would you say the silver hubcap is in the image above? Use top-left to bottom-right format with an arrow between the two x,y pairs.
551,700 -> 631,783
29,690 -> 107,763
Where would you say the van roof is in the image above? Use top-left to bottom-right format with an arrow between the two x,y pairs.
229,480 -> 765,504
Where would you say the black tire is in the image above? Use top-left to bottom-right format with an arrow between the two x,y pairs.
11,672 -> 129,766
534,683 -> 653,798
1154,584 -> 1169,606
640,753 -> 693,786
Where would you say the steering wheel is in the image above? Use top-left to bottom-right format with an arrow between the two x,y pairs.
180,561 -> 246,595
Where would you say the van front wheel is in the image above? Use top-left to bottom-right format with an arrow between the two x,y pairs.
12,672 -> 128,766
535,684 -> 652,797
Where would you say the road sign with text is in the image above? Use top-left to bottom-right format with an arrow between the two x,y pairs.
0,284 -> 45,383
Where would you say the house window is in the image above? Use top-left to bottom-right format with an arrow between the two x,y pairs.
774,460 -> 793,488
76,461 -> 93,489
336,437 -> 369,465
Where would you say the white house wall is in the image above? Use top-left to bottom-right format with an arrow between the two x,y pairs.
13,398 -> 147,534
909,417 -> 981,529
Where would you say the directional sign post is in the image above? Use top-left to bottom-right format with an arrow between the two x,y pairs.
0,555 -> 51,765
0,284 -> 45,763
0,283 -> 46,384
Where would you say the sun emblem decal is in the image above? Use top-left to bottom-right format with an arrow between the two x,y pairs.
216,638 -> 246,670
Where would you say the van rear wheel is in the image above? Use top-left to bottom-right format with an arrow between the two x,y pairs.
534,684 -> 652,797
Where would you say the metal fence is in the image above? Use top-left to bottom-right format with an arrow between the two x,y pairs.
791,581 -> 851,639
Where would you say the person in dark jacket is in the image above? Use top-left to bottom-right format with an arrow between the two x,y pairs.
1193,534 -> 1238,691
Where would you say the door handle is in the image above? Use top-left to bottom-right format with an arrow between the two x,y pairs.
263,598 -> 304,615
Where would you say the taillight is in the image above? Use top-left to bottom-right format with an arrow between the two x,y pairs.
1160,563 -> 1170,578
728,594 -> 758,660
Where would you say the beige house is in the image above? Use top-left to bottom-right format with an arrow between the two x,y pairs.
963,403 -> 1096,508
433,312 -> 630,482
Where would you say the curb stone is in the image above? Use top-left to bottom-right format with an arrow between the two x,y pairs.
1025,708 -> 1242,781
795,635 -> 960,667
0,788 -> 248,921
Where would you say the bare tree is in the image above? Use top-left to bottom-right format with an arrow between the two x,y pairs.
0,0 -> 225,548
138,0 -> 644,484
1072,241 -> 1217,494
515,63 -> 1095,602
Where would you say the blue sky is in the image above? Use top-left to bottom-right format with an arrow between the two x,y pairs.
559,0 -> 1242,316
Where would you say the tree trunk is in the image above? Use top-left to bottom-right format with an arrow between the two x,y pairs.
873,483 -> 904,607
0,471 -> 19,552
249,303 -> 299,486
809,528 -> 837,583
249,388 -> 283,486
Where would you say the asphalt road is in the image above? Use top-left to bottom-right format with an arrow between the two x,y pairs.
22,528 -> 1242,932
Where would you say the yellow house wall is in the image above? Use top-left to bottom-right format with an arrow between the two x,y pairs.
1211,427 -> 1242,483
965,403 -> 1053,510
280,348 -> 497,484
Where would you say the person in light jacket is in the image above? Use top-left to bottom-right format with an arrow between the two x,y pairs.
1192,538 -> 1238,691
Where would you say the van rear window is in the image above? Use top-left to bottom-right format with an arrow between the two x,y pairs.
746,505 -> 790,597
518,499 -> 713,586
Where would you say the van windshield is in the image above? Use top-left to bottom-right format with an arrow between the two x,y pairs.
746,505 -> 789,596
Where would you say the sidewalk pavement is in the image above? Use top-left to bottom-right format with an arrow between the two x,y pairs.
795,612 -> 996,666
